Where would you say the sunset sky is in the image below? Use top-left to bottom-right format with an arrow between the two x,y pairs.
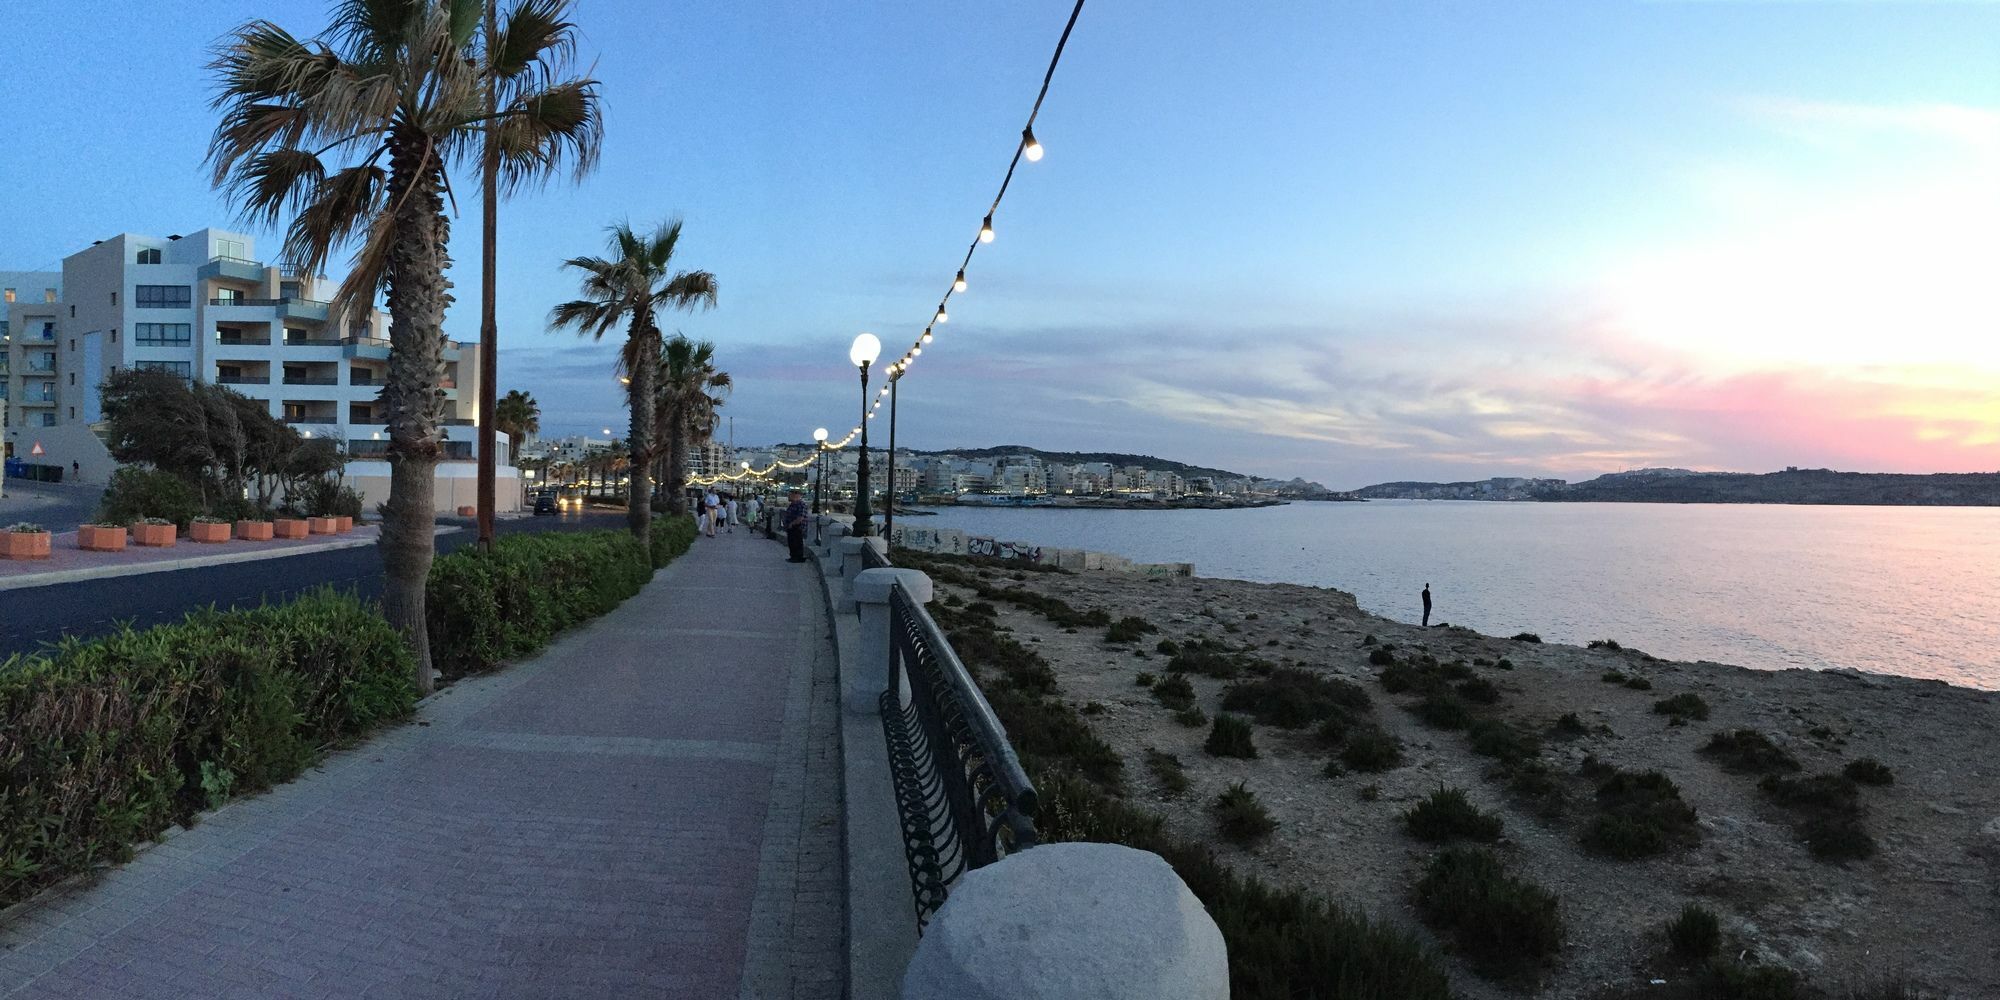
2,1 -> 1995,488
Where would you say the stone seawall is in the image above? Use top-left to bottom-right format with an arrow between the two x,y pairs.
888,524 -> 1192,577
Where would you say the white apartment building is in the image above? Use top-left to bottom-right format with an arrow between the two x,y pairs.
32,229 -> 481,460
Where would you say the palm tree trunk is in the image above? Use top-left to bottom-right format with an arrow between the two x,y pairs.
380,128 -> 449,693
626,319 -> 655,539
666,411 -> 689,516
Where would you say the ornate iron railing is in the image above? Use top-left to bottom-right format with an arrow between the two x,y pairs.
880,580 -> 1038,928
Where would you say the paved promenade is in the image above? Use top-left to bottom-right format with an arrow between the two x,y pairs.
0,533 -> 843,999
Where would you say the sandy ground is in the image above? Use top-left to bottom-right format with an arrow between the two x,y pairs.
935,566 -> 1999,999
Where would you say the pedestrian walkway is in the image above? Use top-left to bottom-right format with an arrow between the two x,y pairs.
0,532 -> 843,1000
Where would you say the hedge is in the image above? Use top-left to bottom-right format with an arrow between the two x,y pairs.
0,590 -> 416,909
426,518 -> 697,678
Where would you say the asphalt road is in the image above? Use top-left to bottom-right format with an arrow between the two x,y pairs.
0,509 -> 627,660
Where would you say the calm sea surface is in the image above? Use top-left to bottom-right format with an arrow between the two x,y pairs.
905,500 -> 2000,690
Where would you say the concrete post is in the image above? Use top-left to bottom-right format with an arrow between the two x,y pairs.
841,536 -> 887,580
851,568 -> 932,716
900,843 -> 1227,1000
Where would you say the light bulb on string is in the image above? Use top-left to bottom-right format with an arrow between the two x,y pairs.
980,215 -> 994,243
1022,126 -> 1043,162
954,271 -> 967,293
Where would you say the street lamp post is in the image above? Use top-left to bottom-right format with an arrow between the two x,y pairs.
849,333 -> 881,537
884,372 -> 898,548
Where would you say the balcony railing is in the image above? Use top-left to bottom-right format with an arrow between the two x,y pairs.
215,375 -> 270,385
282,376 -> 339,386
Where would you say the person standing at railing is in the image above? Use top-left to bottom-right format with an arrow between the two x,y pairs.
784,489 -> 809,562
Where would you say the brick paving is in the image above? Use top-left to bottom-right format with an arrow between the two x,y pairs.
0,532 -> 844,999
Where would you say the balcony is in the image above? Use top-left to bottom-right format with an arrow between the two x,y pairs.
216,375 -> 270,385
198,256 -> 265,283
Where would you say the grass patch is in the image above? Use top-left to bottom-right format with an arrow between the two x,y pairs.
1578,760 -> 1700,859
1220,668 -> 1371,729
1213,782 -> 1279,845
1666,902 -> 1722,960
1412,847 -> 1564,980
1205,713 -> 1258,758
1145,749 -> 1190,798
1701,729 -> 1801,775
1403,787 -> 1504,843
1653,693 -> 1711,723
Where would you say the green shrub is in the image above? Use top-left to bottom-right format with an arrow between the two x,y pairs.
1654,693 -> 1711,722
96,466 -> 203,530
1205,713 -> 1258,758
1036,772 -> 1453,999
426,529 -> 657,678
1220,668 -> 1370,729
1667,903 -> 1722,959
1145,749 -> 1190,798
1213,782 -> 1279,845
1175,705 -> 1209,728
1843,757 -> 1893,786
1151,672 -> 1196,711
1580,765 -> 1700,859
1702,729 -> 1801,775
1341,727 -> 1404,772
0,590 -> 415,909
1412,847 -> 1564,979
1403,787 -> 1503,843
1105,616 -> 1156,643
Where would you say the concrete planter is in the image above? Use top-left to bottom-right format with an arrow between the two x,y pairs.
132,523 -> 177,548
336,515 -> 354,532
77,525 -> 128,552
1,530 -> 53,560
308,516 -> 339,535
235,520 -> 274,542
273,518 -> 310,539
189,521 -> 231,544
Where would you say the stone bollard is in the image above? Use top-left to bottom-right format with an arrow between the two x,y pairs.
841,536 -> 887,579
851,567 -> 931,715
900,842 -> 1227,1000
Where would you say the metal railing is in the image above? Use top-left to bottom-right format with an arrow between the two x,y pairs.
880,580 -> 1039,928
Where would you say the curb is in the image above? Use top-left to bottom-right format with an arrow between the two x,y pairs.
0,526 -> 463,592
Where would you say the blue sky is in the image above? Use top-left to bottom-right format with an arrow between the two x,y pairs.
3,1 -> 1996,487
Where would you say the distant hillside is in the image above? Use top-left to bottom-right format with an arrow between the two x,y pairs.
1357,468 -> 2000,506
913,445 -> 1257,482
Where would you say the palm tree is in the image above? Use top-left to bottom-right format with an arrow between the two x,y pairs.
208,0 -> 602,691
549,220 -> 717,539
493,389 -> 540,463
653,334 -> 732,516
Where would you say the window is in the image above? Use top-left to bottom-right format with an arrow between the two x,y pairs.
134,360 -> 191,379
134,285 -> 191,308
137,248 -> 162,264
134,323 -> 192,345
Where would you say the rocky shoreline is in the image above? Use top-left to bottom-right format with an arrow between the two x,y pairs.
917,557 -> 1998,999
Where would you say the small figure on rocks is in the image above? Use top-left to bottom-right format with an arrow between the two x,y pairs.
1422,582 -> 1432,628
784,489 -> 810,562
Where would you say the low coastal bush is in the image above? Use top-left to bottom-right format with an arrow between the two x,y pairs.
0,590 -> 415,909
1702,729 -> 1801,775
1151,672 -> 1196,710
1105,615 -> 1156,643
1758,773 -> 1876,862
1579,760 -> 1700,860
1404,787 -> 1504,843
1341,727 -> 1405,772
1037,772 -> 1455,1000
426,528 -> 663,678
1843,757 -> 1894,786
1220,668 -> 1371,729
1412,847 -> 1564,979
1214,782 -> 1279,845
1145,749 -> 1190,798
1653,693 -> 1712,723
1206,713 -> 1259,758
1666,903 -> 1722,959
